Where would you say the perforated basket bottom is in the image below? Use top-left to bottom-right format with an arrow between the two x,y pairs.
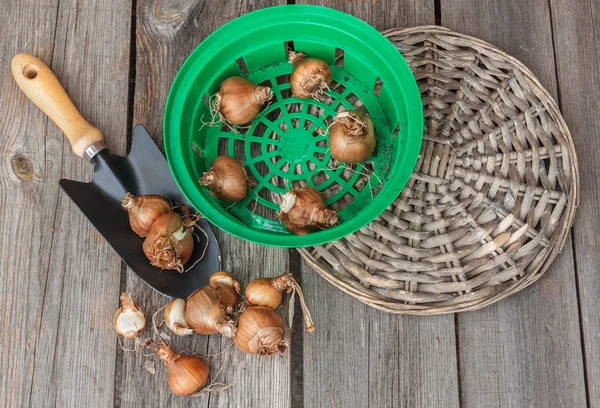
299,26 -> 579,314
193,62 -> 397,232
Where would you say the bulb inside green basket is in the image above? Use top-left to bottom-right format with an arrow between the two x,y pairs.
198,63 -> 392,234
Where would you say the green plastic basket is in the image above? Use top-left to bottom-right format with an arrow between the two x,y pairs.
164,5 -> 423,248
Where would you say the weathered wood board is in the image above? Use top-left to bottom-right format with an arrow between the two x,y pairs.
0,0 -> 132,407
550,0 -> 600,405
0,0 -> 597,407
117,2 -> 292,408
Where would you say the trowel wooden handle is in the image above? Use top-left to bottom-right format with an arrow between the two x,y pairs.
11,53 -> 104,158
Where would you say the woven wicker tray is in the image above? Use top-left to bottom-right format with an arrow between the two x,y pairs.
299,26 -> 579,315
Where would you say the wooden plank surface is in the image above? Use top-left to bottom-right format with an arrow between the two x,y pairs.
550,0 -> 600,405
117,1 -> 292,407
294,2 -> 460,408
442,1 -> 588,407
28,1 -> 132,406
301,264 -> 460,408
0,2 -> 61,407
0,0 -> 131,407
1,0 -> 596,407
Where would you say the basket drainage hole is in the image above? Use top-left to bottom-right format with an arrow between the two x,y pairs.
345,92 -> 363,109
331,80 -> 346,94
334,47 -> 344,68
374,77 -> 383,97
191,143 -> 204,158
312,127 -> 324,137
341,192 -> 355,207
352,177 -> 366,193
335,103 -> 346,114
276,74 -> 289,85
265,107 -> 282,122
253,159 -> 270,178
233,139 -> 245,159
217,138 -> 229,155
253,122 -> 268,137
286,41 -> 295,56
313,152 -> 326,162
236,57 -> 248,75
311,173 -> 327,187
392,123 -> 400,139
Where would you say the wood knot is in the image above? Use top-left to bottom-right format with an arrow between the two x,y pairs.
154,1 -> 189,24
11,154 -> 34,181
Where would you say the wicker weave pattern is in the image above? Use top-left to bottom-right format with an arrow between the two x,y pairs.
299,26 -> 579,314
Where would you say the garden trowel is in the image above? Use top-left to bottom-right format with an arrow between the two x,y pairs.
12,53 -> 221,299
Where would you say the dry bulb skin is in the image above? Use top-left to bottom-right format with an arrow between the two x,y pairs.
245,278 -> 283,309
200,156 -> 248,202
208,271 -> 241,314
164,298 -> 193,336
329,111 -> 376,163
145,339 -> 209,396
234,306 -> 288,356
279,186 -> 339,235
245,273 -> 314,333
185,271 -> 238,338
212,76 -> 273,126
113,293 -> 146,339
121,192 -> 172,237
142,212 -> 197,273
289,51 -> 332,100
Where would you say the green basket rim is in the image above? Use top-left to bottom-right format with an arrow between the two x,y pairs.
164,4 -> 423,248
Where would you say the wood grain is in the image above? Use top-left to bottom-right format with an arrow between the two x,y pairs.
118,1 -> 291,407
302,262 -> 459,408
0,2 -> 61,406
298,0 -> 433,31
550,0 -> 600,404
0,0 -> 131,407
442,0 -> 588,406
0,1 -> 596,407
456,239 -> 586,407
29,1 -> 132,406
293,2 -> 460,408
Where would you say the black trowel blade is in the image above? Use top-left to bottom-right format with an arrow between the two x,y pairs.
59,125 -> 221,299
